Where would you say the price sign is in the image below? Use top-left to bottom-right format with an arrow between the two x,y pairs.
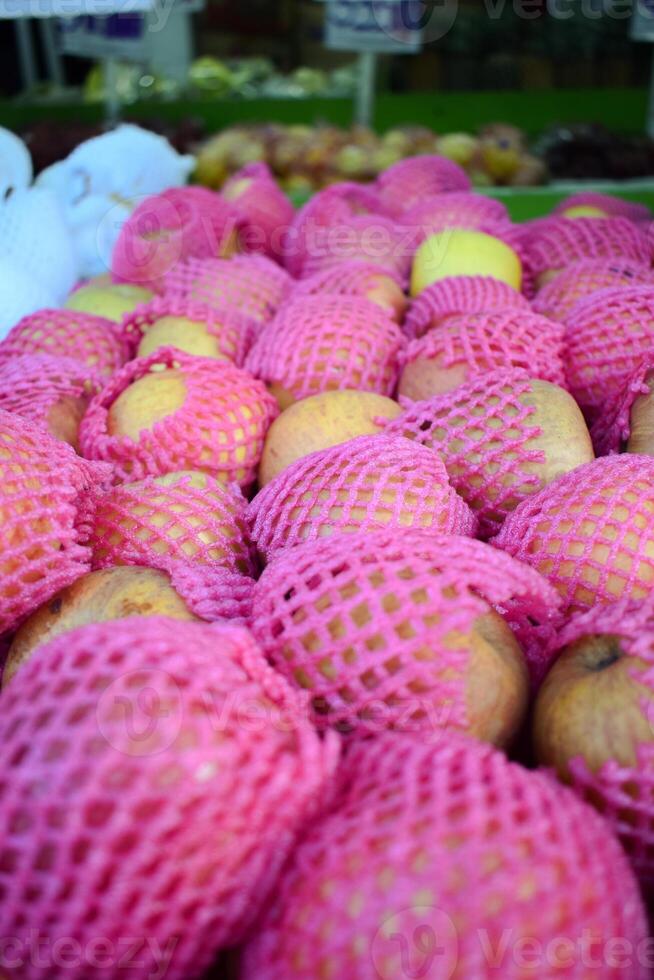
631,0 -> 654,41
325,0 -> 422,53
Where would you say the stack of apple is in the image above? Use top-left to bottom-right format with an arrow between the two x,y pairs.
0,158 -> 653,980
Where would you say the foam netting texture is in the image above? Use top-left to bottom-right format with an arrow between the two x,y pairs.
79,470 -> 255,577
283,182 -> 384,278
289,260 -> 404,313
0,616 -> 341,980
120,294 -> 256,365
0,353 -> 100,436
249,528 -> 560,733
245,295 -> 404,402
493,454 -> 654,616
247,434 -> 476,563
523,216 -> 652,282
79,347 -> 278,489
0,308 -> 127,377
375,154 -> 472,216
222,162 -> 295,260
399,309 -> 566,392
158,254 -> 292,326
531,258 -> 653,322
112,186 -> 246,288
0,409 -> 107,636
242,731 -> 648,980
590,359 -> 653,456
387,369 -> 566,539
563,285 -> 654,422
398,191 -> 511,248
554,191 -> 651,222
546,597 -> 654,888
297,214 -> 411,283
404,275 -> 531,340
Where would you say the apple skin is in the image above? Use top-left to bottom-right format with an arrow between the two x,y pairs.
47,393 -> 89,451
4,565 -> 198,685
136,316 -> 229,361
411,229 -> 522,296
258,389 -> 402,486
361,273 -> 407,322
65,282 -> 152,322
559,205 -> 608,219
627,372 -> 654,455
107,368 -> 187,440
465,610 -> 529,747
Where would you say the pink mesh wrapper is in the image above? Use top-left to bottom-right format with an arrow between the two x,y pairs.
386,369 -> 577,539
399,191 -> 510,247
222,162 -> 294,260
112,187 -> 246,289
249,528 -> 560,732
0,410 -> 108,636
242,731 -> 648,980
554,191 -> 651,222
158,254 -> 292,325
493,455 -> 654,616
247,434 -> 476,563
376,154 -> 472,217
283,182 -> 384,278
532,258 -> 653,322
79,471 -> 255,577
591,360 -> 653,456
298,213 -> 410,283
120,294 -> 256,365
288,260 -> 405,321
0,308 -> 127,377
404,275 -> 530,340
0,616 -> 341,980
245,295 -> 404,403
524,216 -> 652,284
543,597 -> 654,889
399,309 -> 566,393
79,347 -> 278,489
564,285 -> 654,421
0,353 -> 100,442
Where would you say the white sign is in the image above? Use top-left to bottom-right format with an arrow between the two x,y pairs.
631,0 -> 654,40
325,0 -> 422,53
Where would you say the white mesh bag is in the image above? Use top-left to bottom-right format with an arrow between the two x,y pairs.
0,255 -> 57,338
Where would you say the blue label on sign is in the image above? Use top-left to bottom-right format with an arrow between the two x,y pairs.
325,0 -> 423,52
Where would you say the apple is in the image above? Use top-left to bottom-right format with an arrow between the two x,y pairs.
259,389 -> 402,486
559,205 -> 608,219
626,372 -> 654,455
3,565 -> 198,684
65,282 -> 152,322
221,176 -> 253,201
435,132 -> 480,168
359,271 -> 406,321
90,469 -> 253,575
411,229 -> 522,296
107,367 -> 187,440
136,315 -> 231,361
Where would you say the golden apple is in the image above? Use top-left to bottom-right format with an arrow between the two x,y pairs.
361,272 -> 407,321
47,393 -> 90,451
411,229 -> 522,296
107,368 -> 187,441
465,610 -> 529,746
435,132 -> 479,168
627,372 -> 654,455
136,316 -> 230,361
66,282 -> 152,322
221,176 -> 253,201
258,389 -> 402,486
559,205 -> 608,219
4,565 -> 198,684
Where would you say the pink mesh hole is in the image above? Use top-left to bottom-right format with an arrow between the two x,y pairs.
376,155 -> 472,217
288,261 -> 405,320
242,731 -> 647,980
404,275 -> 530,340
524,216 -> 652,283
222,162 -> 295,261
158,254 -> 292,326
0,616 -> 340,979
493,455 -> 654,616
247,434 -> 476,563
245,295 -> 404,403
0,309 -> 127,377
532,258 -> 654,322
79,347 -> 278,489
249,528 -> 560,732
119,294 -> 256,366
298,214 -> 410,283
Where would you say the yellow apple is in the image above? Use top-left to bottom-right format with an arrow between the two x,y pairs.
136,316 -> 230,360
411,229 -> 522,296
107,368 -> 187,441
559,205 -> 608,219
66,282 -> 152,322
626,372 -> 654,455
361,272 -> 407,321
258,390 -> 402,486
47,393 -> 90,451
4,565 -> 198,684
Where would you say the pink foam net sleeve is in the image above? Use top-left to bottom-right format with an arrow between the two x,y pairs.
245,295 -> 404,402
0,353 -> 101,435
241,731 -> 647,980
247,434 -> 476,563
0,308 -> 128,377
531,258 -> 653,322
398,191 -> 511,248
249,528 -> 560,733
554,191 -> 651,222
157,254 -> 293,326
119,294 -> 256,365
564,284 -> 654,422
0,410 -> 109,636
404,274 -> 530,340
297,213 -> 411,283
79,347 -> 278,489
591,360 -> 653,456
523,216 -> 652,283
288,260 -> 404,307
222,162 -> 295,261
375,154 -> 472,216
0,616 -> 341,980
493,454 -> 654,616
